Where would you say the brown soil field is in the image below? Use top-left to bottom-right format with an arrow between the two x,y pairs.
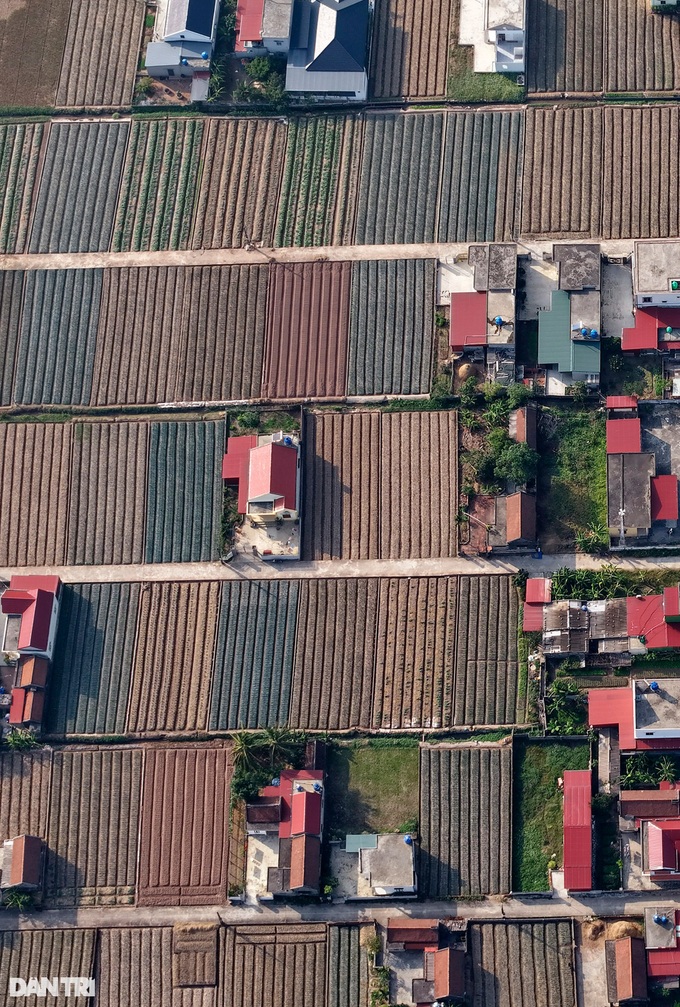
369,0 -> 454,99
526,0 -> 603,93
222,924 -> 328,1007
606,0 -> 680,92
0,0 -> 70,106
0,930 -> 96,1000
137,745 -> 232,906
56,0 -> 144,106
302,410 -> 458,560
0,270 -> 24,405
468,921 -> 575,1006
0,422 -> 72,566
126,581 -> 220,734
0,750 -> 52,841
192,118 -> 287,249
262,262 -> 351,399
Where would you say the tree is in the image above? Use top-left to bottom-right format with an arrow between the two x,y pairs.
246,55 -> 273,80
494,441 -> 539,484
231,731 -> 260,771
135,76 -> 155,97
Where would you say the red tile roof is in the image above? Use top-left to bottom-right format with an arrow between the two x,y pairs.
606,395 -> 638,410
8,688 -> 44,726
450,292 -> 487,348
387,919 -> 439,947
526,578 -> 552,604
8,688 -> 26,725
622,307 -> 680,351
434,948 -> 465,999
248,442 -> 297,510
514,404 -> 537,449
652,475 -> 679,522
563,769 -> 592,891
506,491 -> 536,544
289,834 -> 320,891
609,937 -> 647,1001
290,789 -> 322,837
606,418 -> 641,454
19,656 -> 49,688
234,0 -> 264,51
8,835 -> 42,888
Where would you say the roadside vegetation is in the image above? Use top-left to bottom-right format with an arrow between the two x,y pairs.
537,407 -> 607,550
550,565 -> 680,600
512,739 -> 590,891
324,739 -> 419,837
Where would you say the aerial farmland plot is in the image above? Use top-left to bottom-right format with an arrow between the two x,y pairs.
91,265 -> 267,404
0,931 -> 96,998
301,410 -> 457,560
29,121 -> 129,252
369,0 -> 454,99
355,112 -> 444,244
606,0 -> 680,92
439,110 -> 524,243
347,259 -> 437,396
137,745 -> 232,906
209,580 -> 299,730
0,750 -> 52,840
44,748 -> 142,906
55,0 -> 144,107
0,0 -> 71,107
46,583 -> 140,737
112,118 -> 205,252
525,0 -> 603,94
14,269 -> 103,406
191,117 -> 287,249
262,262 -> 352,399
0,270 -> 24,405
0,123 -> 44,253
275,115 -> 364,247
467,921 -> 575,1006
419,745 -> 513,897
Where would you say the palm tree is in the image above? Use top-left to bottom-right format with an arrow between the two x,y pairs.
230,731 -> 260,771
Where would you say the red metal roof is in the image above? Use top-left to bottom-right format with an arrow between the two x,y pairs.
648,820 -> 680,871
652,475 -> 679,522
627,593 -> 680,650
289,834 -> 320,891
606,418 -> 641,454
648,947 -> 680,977
622,307 -> 680,351
261,769 -> 324,840
248,442 -> 297,510
606,395 -> 638,409
450,292 -> 487,348
434,948 -> 465,999
234,0 -> 264,51
9,835 -> 42,888
290,789 -> 322,837
562,770 -> 592,891
523,603 -> 544,632
506,491 -> 536,544
2,578 -> 59,654
526,578 -> 552,604
588,688 -> 637,750
223,435 -> 258,514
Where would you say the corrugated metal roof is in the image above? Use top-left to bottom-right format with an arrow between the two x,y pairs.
523,603 -> 544,632
526,578 -> 551,604
606,418 -> 641,454
588,688 -> 637,749
235,0 -> 264,49
648,820 -> 680,871
248,443 -> 298,510
606,395 -> 638,409
652,475 -> 679,521
538,289 -> 572,370
648,947 -> 680,977
628,594 -> 680,649
622,307 -> 680,352
450,292 -> 488,348
290,790 -> 322,837
506,491 -> 536,544
563,769 -> 592,892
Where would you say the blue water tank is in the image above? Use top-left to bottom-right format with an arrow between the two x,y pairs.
581,327 -> 588,335
494,316 -> 503,326
651,681 -> 660,693
590,329 -> 598,337
284,436 -> 293,446
403,834 -> 413,845
201,51 -> 208,58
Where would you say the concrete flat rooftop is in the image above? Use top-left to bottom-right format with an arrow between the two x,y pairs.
635,240 -> 680,292
634,679 -> 680,731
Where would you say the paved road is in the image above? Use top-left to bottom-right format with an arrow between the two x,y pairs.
1,890 -> 678,932
1,550 -> 680,583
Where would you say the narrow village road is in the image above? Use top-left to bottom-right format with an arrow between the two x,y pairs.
1,551 -> 680,583
2,891 -> 678,932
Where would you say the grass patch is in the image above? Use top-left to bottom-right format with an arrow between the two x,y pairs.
537,407 -> 606,548
593,793 -> 620,890
512,739 -> 589,892
228,408 -> 300,437
325,741 -> 419,837
447,3 -> 525,102
601,337 -> 661,398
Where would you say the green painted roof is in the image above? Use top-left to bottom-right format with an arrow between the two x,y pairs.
538,289 -> 572,371
345,834 -> 378,852
537,289 -> 600,375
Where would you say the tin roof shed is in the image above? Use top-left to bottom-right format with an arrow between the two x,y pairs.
562,769 -> 592,892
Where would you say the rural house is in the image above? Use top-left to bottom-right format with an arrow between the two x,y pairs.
458,0 -> 525,72
561,769 -> 592,893
144,0 -> 220,98
605,936 -> 648,1005
0,835 -> 43,892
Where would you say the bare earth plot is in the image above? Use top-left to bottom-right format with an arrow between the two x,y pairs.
137,745 -> 232,906
126,581 -> 220,734
29,122 -> 129,252
525,0 -> 603,93
192,118 -> 287,249
419,745 -> 513,897
467,921 -> 575,1007
355,113 -> 444,244
0,123 -> 44,254
606,0 -> 680,92
0,750 -> 52,840
209,580 -> 299,730
44,748 -> 142,907
275,115 -> 364,247
521,107 -> 603,238
91,265 -> 267,404
112,118 -> 205,252
96,927 -> 180,1007
0,270 -> 24,405
0,0 -> 70,106
347,259 -> 437,396
0,422 -> 72,566
55,0 -> 144,107
14,269 -> 103,405
439,111 -> 524,243
369,0 -> 453,98
262,262 -> 352,399
0,931 -> 96,1001
46,583 -> 141,737
302,411 -> 458,560
67,422 -> 148,565
221,924 -> 328,1007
